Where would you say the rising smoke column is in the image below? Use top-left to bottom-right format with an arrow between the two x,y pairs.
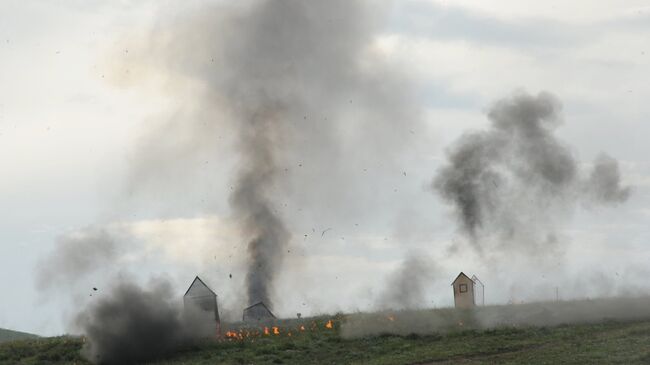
123,0 -> 420,308
219,0 -> 360,307
211,0 -> 421,306
379,252 -> 437,310
228,106 -> 291,306
433,91 -> 630,252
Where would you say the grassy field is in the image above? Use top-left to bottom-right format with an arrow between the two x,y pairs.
0,328 -> 38,344
3,314 -> 650,365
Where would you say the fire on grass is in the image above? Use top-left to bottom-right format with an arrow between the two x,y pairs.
222,319 -> 337,341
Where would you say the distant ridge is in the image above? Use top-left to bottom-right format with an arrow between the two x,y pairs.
0,328 -> 38,343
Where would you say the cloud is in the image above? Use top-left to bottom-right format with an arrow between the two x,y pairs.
392,0 -> 588,48
415,0 -> 650,23
127,217 -> 242,265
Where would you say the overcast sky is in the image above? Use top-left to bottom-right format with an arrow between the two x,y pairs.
1,0 -> 649,336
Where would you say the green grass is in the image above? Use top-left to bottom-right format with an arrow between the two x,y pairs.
0,328 -> 38,343
0,336 -> 85,364
3,314 -> 650,364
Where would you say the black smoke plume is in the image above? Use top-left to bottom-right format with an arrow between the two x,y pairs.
433,91 -> 630,252
75,278 -> 203,365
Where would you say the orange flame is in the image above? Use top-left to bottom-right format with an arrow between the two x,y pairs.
225,322 -> 327,341
225,330 -> 243,340
387,315 -> 395,322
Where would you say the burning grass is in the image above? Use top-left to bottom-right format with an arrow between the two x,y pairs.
221,315 -> 341,342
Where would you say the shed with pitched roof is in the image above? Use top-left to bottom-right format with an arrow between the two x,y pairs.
184,276 -> 220,336
451,272 -> 475,309
242,302 -> 276,322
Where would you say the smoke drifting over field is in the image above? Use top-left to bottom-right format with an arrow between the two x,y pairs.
433,91 -> 630,253
341,297 -> 650,339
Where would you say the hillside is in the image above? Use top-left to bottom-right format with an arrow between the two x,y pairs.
0,328 -> 38,343
2,316 -> 650,364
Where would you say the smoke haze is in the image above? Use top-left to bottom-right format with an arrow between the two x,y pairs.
341,296 -> 650,339
379,253 -> 437,310
587,153 -> 631,204
35,227 -> 120,291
